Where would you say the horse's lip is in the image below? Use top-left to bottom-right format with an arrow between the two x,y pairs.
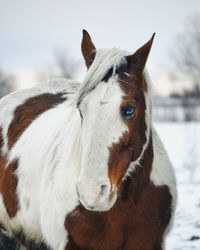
78,195 -> 117,212
78,199 -> 96,211
77,193 -> 95,211
82,203 -> 95,211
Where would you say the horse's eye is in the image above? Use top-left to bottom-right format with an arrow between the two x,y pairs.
121,105 -> 136,119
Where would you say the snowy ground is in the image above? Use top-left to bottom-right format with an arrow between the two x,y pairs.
155,122 -> 200,250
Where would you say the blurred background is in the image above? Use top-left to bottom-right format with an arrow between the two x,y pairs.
0,0 -> 200,249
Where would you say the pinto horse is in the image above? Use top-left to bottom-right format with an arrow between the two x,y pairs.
0,30 -> 176,250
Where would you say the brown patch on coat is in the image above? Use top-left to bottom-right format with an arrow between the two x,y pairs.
8,93 -> 66,149
65,140 -> 172,250
0,127 -> 3,151
1,160 -> 19,218
0,128 -> 7,227
108,74 -> 148,187
0,128 -> 19,219
0,155 -> 6,193
0,93 -> 66,219
0,129 -> 6,227
0,127 -> 5,193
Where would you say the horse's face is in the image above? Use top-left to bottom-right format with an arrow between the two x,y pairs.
77,77 -> 127,211
76,31 -> 154,211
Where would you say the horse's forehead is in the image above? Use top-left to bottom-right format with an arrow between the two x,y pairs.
85,79 -> 124,107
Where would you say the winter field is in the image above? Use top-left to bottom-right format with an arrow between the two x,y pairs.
155,122 -> 200,250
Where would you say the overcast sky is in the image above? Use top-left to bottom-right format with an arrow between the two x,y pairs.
0,0 -> 200,93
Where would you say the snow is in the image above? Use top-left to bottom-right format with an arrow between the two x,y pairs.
155,122 -> 200,250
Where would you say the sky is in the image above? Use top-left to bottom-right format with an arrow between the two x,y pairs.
0,0 -> 200,94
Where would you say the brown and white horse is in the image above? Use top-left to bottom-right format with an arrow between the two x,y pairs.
0,31 -> 176,250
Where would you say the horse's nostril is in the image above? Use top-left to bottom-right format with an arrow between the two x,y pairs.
100,184 -> 108,196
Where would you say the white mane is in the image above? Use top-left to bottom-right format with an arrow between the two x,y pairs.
73,48 -> 127,104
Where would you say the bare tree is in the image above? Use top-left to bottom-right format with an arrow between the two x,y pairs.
170,14 -> 200,97
168,15 -> 200,121
37,49 -> 79,81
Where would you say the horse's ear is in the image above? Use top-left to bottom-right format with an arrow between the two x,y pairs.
81,30 -> 96,69
126,33 -> 155,73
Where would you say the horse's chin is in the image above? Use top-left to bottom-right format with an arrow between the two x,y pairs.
79,193 -> 117,212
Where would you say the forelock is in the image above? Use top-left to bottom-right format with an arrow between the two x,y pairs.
73,48 -> 128,104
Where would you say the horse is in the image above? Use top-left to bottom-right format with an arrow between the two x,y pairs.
0,30 -> 177,250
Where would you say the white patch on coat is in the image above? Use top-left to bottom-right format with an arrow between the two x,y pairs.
0,79 -> 79,155
150,126 -> 177,245
150,127 -> 177,208
124,71 -> 152,178
74,48 -> 129,211
78,77 -> 128,211
7,103 -> 81,249
0,79 -> 80,249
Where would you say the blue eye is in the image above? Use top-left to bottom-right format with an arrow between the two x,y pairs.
122,105 -> 136,119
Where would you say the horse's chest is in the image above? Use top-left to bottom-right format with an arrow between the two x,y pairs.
65,202 -> 133,250
65,209 -> 155,250
65,185 -> 172,250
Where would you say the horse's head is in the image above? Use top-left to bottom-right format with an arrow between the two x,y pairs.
76,30 -> 154,211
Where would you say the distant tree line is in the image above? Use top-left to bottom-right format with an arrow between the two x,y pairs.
0,48 -> 79,99
37,48 -> 79,82
168,14 -> 200,121
170,14 -> 200,98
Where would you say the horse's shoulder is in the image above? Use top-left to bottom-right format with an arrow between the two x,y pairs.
0,78 -> 80,233
151,126 -> 176,194
0,79 -> 80,152
150,126 -> 177,230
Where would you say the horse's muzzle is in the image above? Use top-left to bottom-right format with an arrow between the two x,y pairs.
76,182 -> 117,211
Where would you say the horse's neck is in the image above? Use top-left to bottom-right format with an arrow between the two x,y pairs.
51,107 -> 82,168
119,132 -> 154,201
